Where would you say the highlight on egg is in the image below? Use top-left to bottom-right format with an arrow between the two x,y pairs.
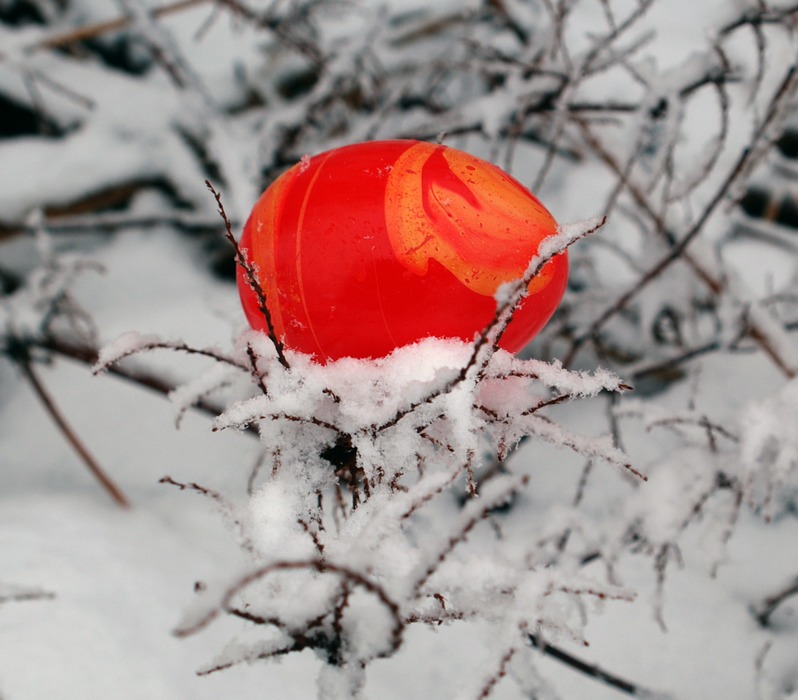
237,140 -> 568,362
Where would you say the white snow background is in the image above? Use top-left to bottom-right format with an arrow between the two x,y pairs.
2,0 -> 798,698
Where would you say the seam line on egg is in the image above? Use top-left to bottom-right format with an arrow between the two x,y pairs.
371,247 -> 399,351
295,153 -> 331,359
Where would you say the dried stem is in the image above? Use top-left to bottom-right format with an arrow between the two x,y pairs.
175,559 -> 404,658
528,633 -> 657,697
478,646 -> 517,699
754,574 -> 798,627
30,0 -> 213,52
13,342 -> 130,508
31,333 -> 239,426
205,180 -> 290,370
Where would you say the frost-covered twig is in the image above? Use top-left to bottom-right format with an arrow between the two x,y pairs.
92,331 -> 246,374
411,474 -> 530,597
30,333 -> 233,424
568,62 -> 798,377
373,216 -> 605,436
159,476 -> 255,552
174,559 -> 404,657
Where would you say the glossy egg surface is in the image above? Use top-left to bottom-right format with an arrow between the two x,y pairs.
238,140 -> 567,361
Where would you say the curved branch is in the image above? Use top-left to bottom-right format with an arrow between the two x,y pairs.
174,559 -> 404,658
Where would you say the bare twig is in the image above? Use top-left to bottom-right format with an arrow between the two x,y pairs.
245,342 -> 268,395
206,181 -> 290,370
478,646 -> 517,699
159,475 -> 255,552
29,333 -> 236,424
528,633 -> 667,697
412,475 -> 529,596
159,475 -> 228,504
174,559 -> 404,658
754,574 -> 798,627
94,336 -> 247,374
0,212 -> 229,239
11,340 -> 130,508
30,0 -> 213,52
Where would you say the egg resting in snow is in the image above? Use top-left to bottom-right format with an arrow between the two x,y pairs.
238,140 -> 568,362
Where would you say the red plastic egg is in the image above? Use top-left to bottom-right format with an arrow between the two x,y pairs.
238,140 -> 567,362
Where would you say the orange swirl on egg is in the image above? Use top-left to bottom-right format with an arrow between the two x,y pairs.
384,141 -> 558,296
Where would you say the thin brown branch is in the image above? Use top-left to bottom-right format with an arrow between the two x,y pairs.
206,180 -> 290,370
0,212 -> 228,239
478,646 -> 517,699
629,340 -> 724,380
31,0 -> 213,52
747,320 -> 798,379
245,342 -> 268,395
159,475 -> 227,504
14,344 -> 130,508
412,475 -> 529,596
94,337 -> 247,374
174,559 -> 404,658
25,334 -> 265,439
159,476 -> 254,553
214,411 -> 340,434
226,607 -> 282,627
197,637 -> 303,675
521,392 -> 571,415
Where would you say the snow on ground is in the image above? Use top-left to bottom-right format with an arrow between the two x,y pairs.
4,227 -> 795,698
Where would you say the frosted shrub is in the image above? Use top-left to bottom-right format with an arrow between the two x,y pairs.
94,217 -> 640,697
